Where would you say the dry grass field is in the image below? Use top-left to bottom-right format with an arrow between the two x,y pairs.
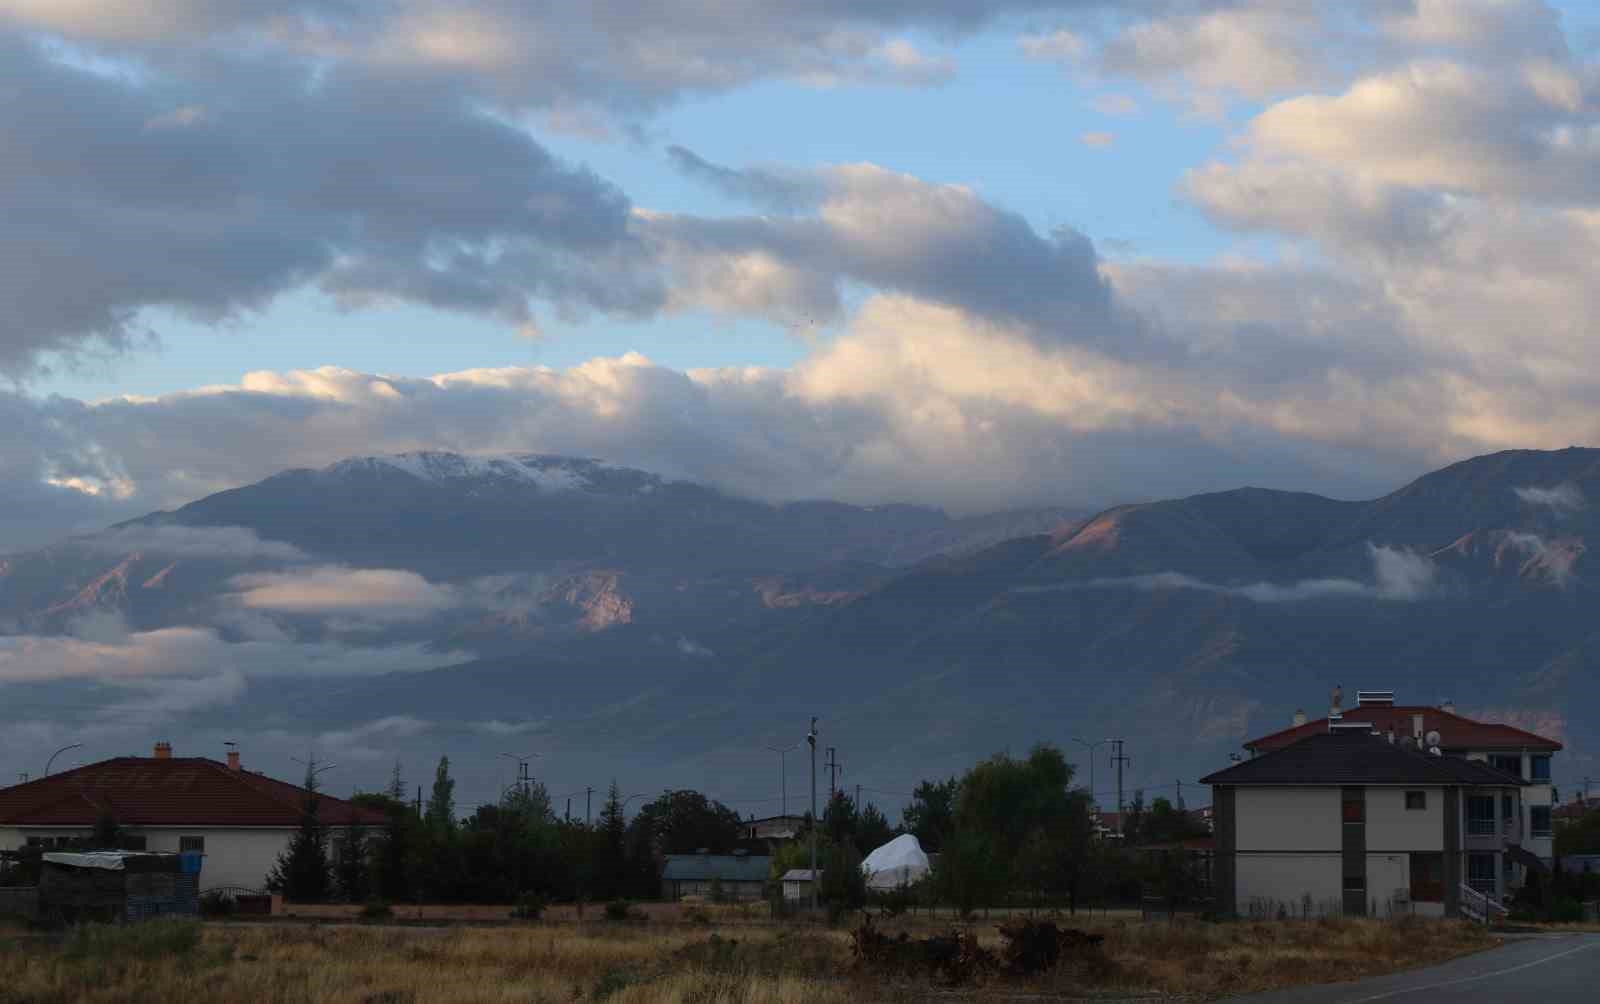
0,912 -> 1495,1003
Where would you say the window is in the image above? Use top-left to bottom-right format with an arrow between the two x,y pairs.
1531,807 -> 1552,838
1489,754 -> 1523,778
1467,795 -> 1497,835
179,835 -> 205,853
1343,875 -> 1366,892
1405,791 -> 1427,811
1342,798 -> 1365,823
1410,852 -> 1444,902
1531,756 -> 1552,782
1468,853 -> 1497,894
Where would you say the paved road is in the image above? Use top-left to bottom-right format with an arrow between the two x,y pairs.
1232,933 -> 1600,1003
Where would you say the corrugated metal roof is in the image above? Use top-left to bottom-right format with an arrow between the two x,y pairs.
1203,731 -> 1530,787
661,854 -> 771,883
0,757 -> 387,828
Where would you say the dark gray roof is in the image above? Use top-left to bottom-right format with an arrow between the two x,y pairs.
1202,731 -> 1528,787
661,854 -> 771,883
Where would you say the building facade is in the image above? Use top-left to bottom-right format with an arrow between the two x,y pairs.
1205,729 -> 1527,919
0,744 -> 385,893
1246,689 -> 1561,863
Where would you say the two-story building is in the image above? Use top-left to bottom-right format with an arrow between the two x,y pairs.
1203,727 -> 1527,920
1244,689 -> 1561,864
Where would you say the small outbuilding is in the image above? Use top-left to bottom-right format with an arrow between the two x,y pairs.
38,850 -> 202,923
661,852 -> 770,901
781,868 -> 820,902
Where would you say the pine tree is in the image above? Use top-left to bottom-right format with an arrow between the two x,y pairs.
386,760 -> 406,802
334,823 -> 370,903
266,763 -> 331,902
425,756 -> 456,833
595,781 -> 628,900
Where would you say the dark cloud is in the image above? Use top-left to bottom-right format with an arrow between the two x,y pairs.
0,33 -> 658,377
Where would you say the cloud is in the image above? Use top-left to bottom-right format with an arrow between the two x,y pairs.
0,1 -> 1067,115
1090,93 -> 1139,116
1016,543 -> 1437,603
1080,131 -> 1116,148
228,567 -> 460,621
0,31 -> 657,378
76,525 -> 310,561
474,718 -> 549,737
676,636 -> 715,659
1515,483 -> 1586,512
665,146 -> 828,213
0,621 -> 456,683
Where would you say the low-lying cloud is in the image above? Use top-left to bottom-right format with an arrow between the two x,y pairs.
1018,544 -> 1437,604
228,567 -> 460,621
78,525 -> 310,562
1515,483 -> 1586,513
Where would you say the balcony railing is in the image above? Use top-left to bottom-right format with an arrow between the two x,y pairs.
1467,818 -> 1498,836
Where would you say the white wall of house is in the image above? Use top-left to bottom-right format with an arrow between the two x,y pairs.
1236,853 -> 1342,916
1365,787 -> 1443,851
1236,788 -> 1340,851
1,826 -> 295,892
1366,852 -> 1409,912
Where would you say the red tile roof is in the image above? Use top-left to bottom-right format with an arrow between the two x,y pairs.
1244,707 -> 1561,754
0,757 -> 388,828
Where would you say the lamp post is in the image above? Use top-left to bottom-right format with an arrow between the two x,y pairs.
1071,737 -> 1109,809
807,717 -> 819,910
763,743 -> 798,818
44,743 -> 83,777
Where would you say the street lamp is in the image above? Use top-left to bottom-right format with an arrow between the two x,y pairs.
1071,737 -> 1110,809
807,717 -> 819,910
763,743 -> 799,818
44,743 -> 83,777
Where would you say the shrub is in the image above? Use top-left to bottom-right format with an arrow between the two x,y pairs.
604,900 -> 634,922
684,906 -> 712,925
510,892 -> 546,920
360,899 -> 395,921
1551,897 -> 1583,923
65,919 -> 201,961
708,877 -> 726,904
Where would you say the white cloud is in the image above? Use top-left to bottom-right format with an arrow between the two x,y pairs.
1015,543 -> 1437,603
473,718 -> 549,737
1080,131 -> 1115,148
77,525 -> 309,561
1515,483 -> 1586,512
228,567 -> 459,621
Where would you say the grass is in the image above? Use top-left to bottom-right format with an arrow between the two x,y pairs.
0,914 -> 1495,1003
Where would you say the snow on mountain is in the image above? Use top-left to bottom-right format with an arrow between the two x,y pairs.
321,452 -> 661,495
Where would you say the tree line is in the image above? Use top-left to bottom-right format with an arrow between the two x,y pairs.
265,743 -> 1211,913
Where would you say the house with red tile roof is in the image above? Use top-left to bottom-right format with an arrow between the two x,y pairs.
0,742 -> 385,893
1243,688 -> 1562,865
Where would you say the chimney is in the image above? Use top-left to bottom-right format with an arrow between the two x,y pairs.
1330,684 -> 1343,718
153,741 -> 172,759
1386,729 -> 1396,744
1412,714 -> 1424,739
1440,699 -> 1456,715
227,750 -> 241,771
1292,708 -> 1307,727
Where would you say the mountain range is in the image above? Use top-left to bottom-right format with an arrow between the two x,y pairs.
2,447 -> 1596,809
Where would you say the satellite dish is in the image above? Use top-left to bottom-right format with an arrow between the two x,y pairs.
1425,730 -> 1442,748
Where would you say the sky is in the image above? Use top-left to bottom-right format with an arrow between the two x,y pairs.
5,0 -> 1600,553
5,0 -> 1600,806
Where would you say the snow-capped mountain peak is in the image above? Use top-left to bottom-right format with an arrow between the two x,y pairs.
320,452 -> 663,495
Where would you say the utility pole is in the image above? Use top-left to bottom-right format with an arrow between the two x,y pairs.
1072,737 -> 1110,809
825,747 -> 842,801
855,784 -> 861,813
586,786 -> 593,825
1176,780 -> 1185,811
416,785 -> 422,818
808,717 -> 818,910
566,797 -> 571,822
1108,739 -> 1131,836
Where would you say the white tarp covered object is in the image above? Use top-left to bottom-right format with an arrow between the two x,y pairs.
41,852 -> 133,871
861,833 -> 930,890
